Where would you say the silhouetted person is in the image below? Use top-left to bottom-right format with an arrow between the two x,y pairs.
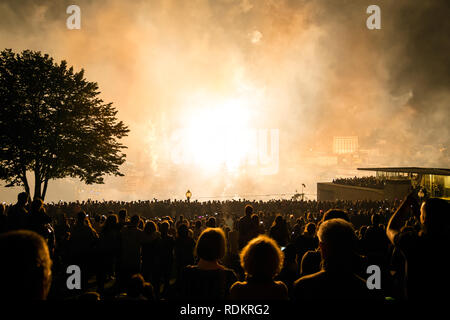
137,217 -> 145,231
54,213 -> 70,245
142,220 -> 161,289
387,195 -> 450,300
294,222 -> 318,275
230,235 -> 288,300
116,273 -> 154,300
275,243 -> 299,294
174,224 -> 195,282
238,205 -> 255,250
224,220 -> 241,278
157,221 -> 174,298
0,230 -> 52,300
362,213 -> 391,291
206,217 -> 216,228
178,228 -> 237,300
28,198 -> 54,253
68,211 -> 99,291
7,192 -> 29,230
269,215 -> 289,247
117,209 -> 128,232
298,209 -> 369,278
293,219 -> 377,300
97,214 -> 120,294
53,213 -> 70,270
193,220 -> 203,241
118,215 -> 145,292
250,214 -> 264,239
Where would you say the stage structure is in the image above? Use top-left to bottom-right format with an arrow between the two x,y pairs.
317,167 -> 450,201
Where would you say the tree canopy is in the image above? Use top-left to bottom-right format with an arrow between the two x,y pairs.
0,49 -> 129,200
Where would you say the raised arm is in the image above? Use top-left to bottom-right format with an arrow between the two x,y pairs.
386,192 -> 419,244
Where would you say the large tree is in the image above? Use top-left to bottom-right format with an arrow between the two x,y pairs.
0,49 -> 129,200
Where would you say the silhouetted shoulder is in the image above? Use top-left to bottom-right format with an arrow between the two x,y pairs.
230,281 -> 246,290
293,270 -> 376,300
294,270 -> 325,288
230,280 -> 288,300
180,265 -> 237,300
229,281 -> 246,299
273,280 -> 288,296
184,265 -> 237,279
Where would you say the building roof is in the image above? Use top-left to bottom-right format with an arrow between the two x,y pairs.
357,167 -> 450,176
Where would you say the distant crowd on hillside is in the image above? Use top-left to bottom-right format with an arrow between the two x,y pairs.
333,176 -> 386,189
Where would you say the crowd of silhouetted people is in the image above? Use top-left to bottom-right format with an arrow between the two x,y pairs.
333,176 -> 387,189
0,192 -> 449,301
24,198 -> 396,222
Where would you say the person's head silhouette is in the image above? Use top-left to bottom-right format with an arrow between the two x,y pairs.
371,213 -> 381,226
420,198 -> 450,236
177,223 -> 189,238
304,222 -> 316,235
17,192 -> 29,206
127,274 -> 146,298
0,230 -> 52,300
245,205 -> 253,217
206,217 -> 216,228
77,210 -> 87,224
196,228 -> 227,262
274,215 -> 283,226
118,209 -> 127,223
317,218 -> 357,271
31,198 -> 44,214
144,220 -> 157,233
129,215 -> 140,227
105,214 -> 118,229
322,209 -> 350,222
160,220 -> 169,235
240,235 -> 284,280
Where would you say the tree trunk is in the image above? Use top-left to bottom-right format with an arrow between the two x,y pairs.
34,166 -> 42,200
42,179 -> 49,201
21,170 -> 30,196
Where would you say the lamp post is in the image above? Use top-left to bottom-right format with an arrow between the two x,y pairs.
186,190 -> 192,203
301,183 -> 306,201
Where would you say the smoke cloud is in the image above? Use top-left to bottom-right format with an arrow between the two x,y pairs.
0,0 -> 448,202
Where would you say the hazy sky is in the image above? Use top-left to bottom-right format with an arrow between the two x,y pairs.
0,0 -> 449,202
